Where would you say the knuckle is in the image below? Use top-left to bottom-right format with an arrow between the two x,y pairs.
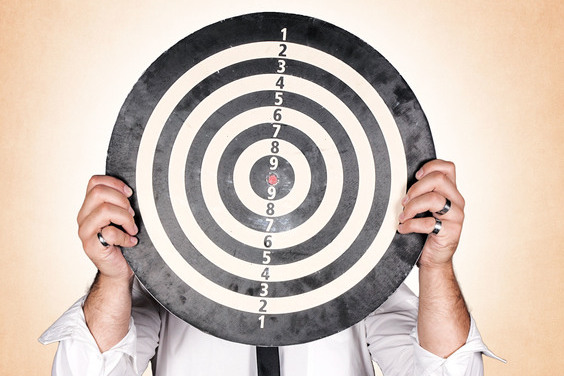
96,203 -> 116,222
104,226 -> 121,241
88,175 -> 97,186
88,175 -> 102,189
451,221 -> 463,237
77,225 -> 87,240
99,230 -> 114,247
99,202 -> 113,214
439,172 -> 449,185
427,170 -> 442,181
119,193 -> 130,208
107,226 -> 131,246
399,221 -> 411,233
89,185 -> 105,200
432,191 -> 444,204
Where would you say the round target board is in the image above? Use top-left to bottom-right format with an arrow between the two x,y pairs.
107,12 -> 435,346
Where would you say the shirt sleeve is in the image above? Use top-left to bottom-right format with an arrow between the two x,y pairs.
365,284 -> 503,376
39,278 -> 161,376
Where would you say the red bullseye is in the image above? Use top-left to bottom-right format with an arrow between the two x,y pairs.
267,173 -> 279,186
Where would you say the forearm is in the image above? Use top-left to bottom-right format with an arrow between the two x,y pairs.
84,271 -> 134,352
418,262 -> 470,358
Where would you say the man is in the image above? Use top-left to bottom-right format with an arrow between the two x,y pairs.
40,159 -> 499,375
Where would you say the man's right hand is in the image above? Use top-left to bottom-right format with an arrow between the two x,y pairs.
78,175 -> 139,352
77,175 -> 138,281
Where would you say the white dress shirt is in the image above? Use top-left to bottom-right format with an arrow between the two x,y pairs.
40,280 -> 500,376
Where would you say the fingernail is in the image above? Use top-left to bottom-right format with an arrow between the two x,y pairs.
133,224 -> 138,234
398,212 -> 404,222
124,185 -> 133,197
129,207 -> 135,216
401,194 -> 409,205
416,169 -> 424,179
131,236 -> 138,245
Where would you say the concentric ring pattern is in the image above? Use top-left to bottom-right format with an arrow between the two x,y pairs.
106,12 -> 435,346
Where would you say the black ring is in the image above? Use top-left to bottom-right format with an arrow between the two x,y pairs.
432,217 -> 442,235
436,198 -> 451,215
97,232 -> 110,248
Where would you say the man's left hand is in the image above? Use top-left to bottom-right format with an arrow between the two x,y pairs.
398,159 -> 465,268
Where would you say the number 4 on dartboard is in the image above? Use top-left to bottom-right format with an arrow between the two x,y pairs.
261,267 -> 270,280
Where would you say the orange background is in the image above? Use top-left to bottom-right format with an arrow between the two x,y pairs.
1,1 -> 562,375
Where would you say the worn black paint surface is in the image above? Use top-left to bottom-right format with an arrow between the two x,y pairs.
107,12 -> 435,346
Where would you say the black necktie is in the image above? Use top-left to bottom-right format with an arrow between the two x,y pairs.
256,346 -> 281,376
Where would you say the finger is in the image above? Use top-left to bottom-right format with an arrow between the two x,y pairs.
399,192 -> 463,224
405,171 -> 465,210
78,184 -> 135,225
416,159 -> 456,184
97,225 -> 138,249
86,175 -> 133,197
398,216 -> 461,237
83,227 -> 135,280
79,203 -> 138,242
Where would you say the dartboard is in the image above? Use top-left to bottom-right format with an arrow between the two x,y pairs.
107,12 -> 435,346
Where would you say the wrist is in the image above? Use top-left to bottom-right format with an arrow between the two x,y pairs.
418,261 -> 462,303
417,259 -> 470,357
85,271 -> 133,318
418,259 -> 454,274
84,271 -> 133,352
96,269 -> 134,288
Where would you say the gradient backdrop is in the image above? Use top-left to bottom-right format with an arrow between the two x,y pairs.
1,1 -> 562,375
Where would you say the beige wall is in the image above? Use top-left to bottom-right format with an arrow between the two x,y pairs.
1,1 -> 562,374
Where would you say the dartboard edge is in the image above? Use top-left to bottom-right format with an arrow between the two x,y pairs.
106,11 -> 435,346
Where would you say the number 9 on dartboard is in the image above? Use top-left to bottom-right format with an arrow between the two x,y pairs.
106,12 -> 435,346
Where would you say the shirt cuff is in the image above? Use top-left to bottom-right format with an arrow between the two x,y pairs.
410,316 -> 505,375
39,296 -> 139,374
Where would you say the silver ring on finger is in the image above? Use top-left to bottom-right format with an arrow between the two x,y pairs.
436,198 -> 451,215
432,217 -> 442,235
97,231 -> 110,248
